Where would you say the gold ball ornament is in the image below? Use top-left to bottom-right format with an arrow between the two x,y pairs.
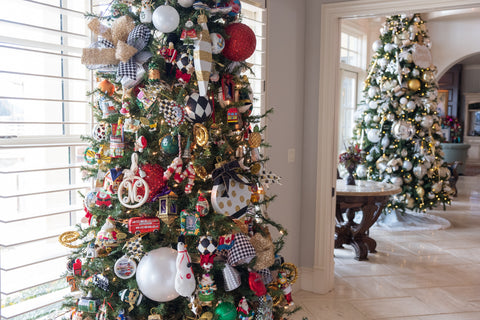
408,79 -> 421,91
416,186 -> 425,198
193,123 -> 209,147
249,131 -> 262,148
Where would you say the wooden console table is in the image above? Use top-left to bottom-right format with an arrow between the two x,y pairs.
335,179 -> 401,260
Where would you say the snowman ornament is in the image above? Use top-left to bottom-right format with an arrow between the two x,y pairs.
175,235 -> 196,297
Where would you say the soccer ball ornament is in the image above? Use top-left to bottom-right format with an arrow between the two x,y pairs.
210,33 -> 225,54
222,23 -> 256,62
185,93 -> 212,123
198,236 -> 217,255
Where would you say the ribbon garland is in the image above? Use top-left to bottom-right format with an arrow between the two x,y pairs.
212,160 -> 252,197
116,24 -> 152,87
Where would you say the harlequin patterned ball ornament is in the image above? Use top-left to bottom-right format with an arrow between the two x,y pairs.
197,236 -> 217,255
185,93 -> 212,123
140,164 -> 165,202
222,23 -> 256,62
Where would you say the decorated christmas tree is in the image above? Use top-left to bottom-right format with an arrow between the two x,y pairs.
352,14 -> 453,213
58,1 -> 298,319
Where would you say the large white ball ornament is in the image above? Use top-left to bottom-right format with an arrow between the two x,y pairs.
372,40 -> 383,52
178,0 -> 195,7
399,97 -> 408,105
367,129 -> 381,143
368,100 -> 378,109
152,5 -> 180,33
136,247 -> 179,302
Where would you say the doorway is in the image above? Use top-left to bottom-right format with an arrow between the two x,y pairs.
308,0 -> 480,295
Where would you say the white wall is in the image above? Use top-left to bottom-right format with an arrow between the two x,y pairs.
428,16 -> 480,77
264,0 -> 306,266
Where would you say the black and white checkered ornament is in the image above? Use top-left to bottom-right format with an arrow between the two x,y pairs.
176,53 -> 194,74
158,99 -> 185,127
227,233 -> 256,266
185,93 -> 212,123
123,236 -> 145,261
197,235 -> 218,255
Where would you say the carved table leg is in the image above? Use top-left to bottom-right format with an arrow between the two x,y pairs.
350,199 -> 386,260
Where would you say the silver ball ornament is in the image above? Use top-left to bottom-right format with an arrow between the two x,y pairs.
391,176 -> 403,186
356,164 -> 368,178
403,160 -> 413,171
368,101 -> 378,109
406,101 -> 416,111
372,40 -> 383,52
367,129 -> 381,143
413,165 -> 427,179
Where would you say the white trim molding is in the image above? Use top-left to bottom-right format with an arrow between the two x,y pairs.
310,0 -> 480,295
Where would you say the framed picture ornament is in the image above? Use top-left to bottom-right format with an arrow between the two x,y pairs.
180,210 -> 200,235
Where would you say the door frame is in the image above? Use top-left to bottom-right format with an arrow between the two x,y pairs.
310,0 -> 480,294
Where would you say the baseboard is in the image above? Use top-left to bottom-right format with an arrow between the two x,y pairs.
298,266 -> 334,294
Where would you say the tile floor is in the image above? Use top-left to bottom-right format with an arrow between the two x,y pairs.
292,175 -> 480,319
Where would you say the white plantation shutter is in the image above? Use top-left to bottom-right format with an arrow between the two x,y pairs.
0,0 -> 92,319
241,1 -> 266,116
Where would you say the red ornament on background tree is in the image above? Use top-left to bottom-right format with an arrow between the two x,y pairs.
141,163 -> 165,202
222,23 -> 256,62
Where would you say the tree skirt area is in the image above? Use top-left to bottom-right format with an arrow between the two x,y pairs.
373,209 -> 451,231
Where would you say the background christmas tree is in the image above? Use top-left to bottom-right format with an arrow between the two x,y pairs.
59,1 -> 298,319
352,14 -> 454,213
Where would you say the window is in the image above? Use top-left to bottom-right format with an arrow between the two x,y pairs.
0,0 -> 92,319
240,1 -> 267,117
338,22 -> 367,153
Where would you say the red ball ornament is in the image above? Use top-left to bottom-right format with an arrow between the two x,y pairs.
141,164 -> 165,202
222,23 -> 256,62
